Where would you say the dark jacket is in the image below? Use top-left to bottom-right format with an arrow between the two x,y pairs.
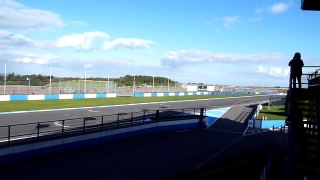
289,58 -> 304,75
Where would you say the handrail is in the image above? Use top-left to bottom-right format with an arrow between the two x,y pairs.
0,107 -> 206,146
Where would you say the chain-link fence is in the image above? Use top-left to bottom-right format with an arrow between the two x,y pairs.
0,80 -> 286,95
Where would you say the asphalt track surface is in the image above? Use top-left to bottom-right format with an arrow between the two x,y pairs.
0,95 -> 281,126
0,95 -> 283,143
0,95 -> 287,179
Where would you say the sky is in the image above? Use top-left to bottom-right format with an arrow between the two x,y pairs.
0,0 -> 320,87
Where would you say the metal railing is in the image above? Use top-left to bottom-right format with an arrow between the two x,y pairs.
0,108 -> 205,147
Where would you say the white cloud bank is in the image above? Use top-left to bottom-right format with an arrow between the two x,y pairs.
0,30 -> 35,48
102,38 -> 153,51
258,65 -> 290,77
12,54 -> 59,65
56,31 -> 153,51
161,50 -> 287,67
56,31 -> 110,51
0,0 -> 64,31
268,2 -> 290,14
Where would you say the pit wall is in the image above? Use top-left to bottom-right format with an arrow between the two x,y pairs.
0,91 -> 276,102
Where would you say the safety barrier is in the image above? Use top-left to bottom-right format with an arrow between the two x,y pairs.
0,91 -> 276,101
0,93 -> 117,102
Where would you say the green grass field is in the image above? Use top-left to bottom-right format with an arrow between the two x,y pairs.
0,94 -> 253,112
258,105 -> 286,120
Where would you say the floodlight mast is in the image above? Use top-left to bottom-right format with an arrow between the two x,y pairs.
4,64 -> 6,95
26,77 -> 30,95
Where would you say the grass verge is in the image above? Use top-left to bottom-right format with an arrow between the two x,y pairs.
0,94 -> 253,112
258,105 -> 286,120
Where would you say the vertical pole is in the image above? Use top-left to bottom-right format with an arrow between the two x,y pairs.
8,125 -> 11,145
153,76 -> 155,92
101,116 -> 104,131
143,111 -> 146,124
83,118 -> 86,133
167,77 -> 169,92
68,81 -> 70,93
108,72 -> 110,93
37,122 -> 40,140
59,78 -> 61,94
62,120 -> 65,136
156,110 -> 159,121
181,109 -> 184,119
199,108 -> 204,128
133,75 -> 135,97
4,64 -> 6,95
84,68 -> 87,93
49,68 -> 52,94
117,114 -> 120,128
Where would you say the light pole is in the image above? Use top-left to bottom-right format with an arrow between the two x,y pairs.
26,78 -> 30,95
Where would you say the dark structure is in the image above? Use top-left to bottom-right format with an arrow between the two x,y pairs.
285,2 -> 320,179
286,66 -> 320,179
301,0 -> 320,11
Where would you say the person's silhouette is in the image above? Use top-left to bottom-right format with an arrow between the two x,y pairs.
289,52 -> 304,88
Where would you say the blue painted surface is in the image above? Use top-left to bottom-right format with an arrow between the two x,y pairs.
261,120 -> 285,128
45,94 -> 59,100
163,92 -> 169,97
10,95 -> 28,101
192,92 -> 197,95
96,94 -> 106,98
184,92 -> 188,96
151,92 -> 157,97
73,94 -> 85,99
133,93 -> 144,97
205,107 -> 230,127
175,92 -> 180,96
200,92 -> 204,95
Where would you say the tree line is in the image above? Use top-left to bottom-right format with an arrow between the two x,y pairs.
0,73 -> 178,86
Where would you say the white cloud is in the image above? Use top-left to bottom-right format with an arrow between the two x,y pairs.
161,50 -> 287,67
84,64 -> 93,69
0,30 -> 35,48
12,54 -> 59,65
0,0 -> 64,31
268,2 -> 290,14
56,31 -> 110,51
215,16 -> 240,27
258,65 -> 290,77
102,38 -> 153,51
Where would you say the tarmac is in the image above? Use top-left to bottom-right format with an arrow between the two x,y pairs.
0,104 -> 287,180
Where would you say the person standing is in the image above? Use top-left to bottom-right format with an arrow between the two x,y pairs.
289,52 -> 304,88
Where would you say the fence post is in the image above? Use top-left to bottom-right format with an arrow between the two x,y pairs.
143,111 -> 146,124
8,125 -> 11,145
156,110 -> 159,121
62,120 -> 65,136
83,118 -> 86,133
101,116 -> 104,131
117,114 -> 120,128
181,109 -> 184,119
199,108 -> 205,128
37,122 -> 40,140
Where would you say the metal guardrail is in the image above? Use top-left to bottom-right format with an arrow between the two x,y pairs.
0,108 -> 205,147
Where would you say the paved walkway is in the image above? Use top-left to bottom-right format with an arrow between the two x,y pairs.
0,105 -> 287,180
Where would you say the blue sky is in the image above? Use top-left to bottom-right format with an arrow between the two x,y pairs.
1,0 -> 320,87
